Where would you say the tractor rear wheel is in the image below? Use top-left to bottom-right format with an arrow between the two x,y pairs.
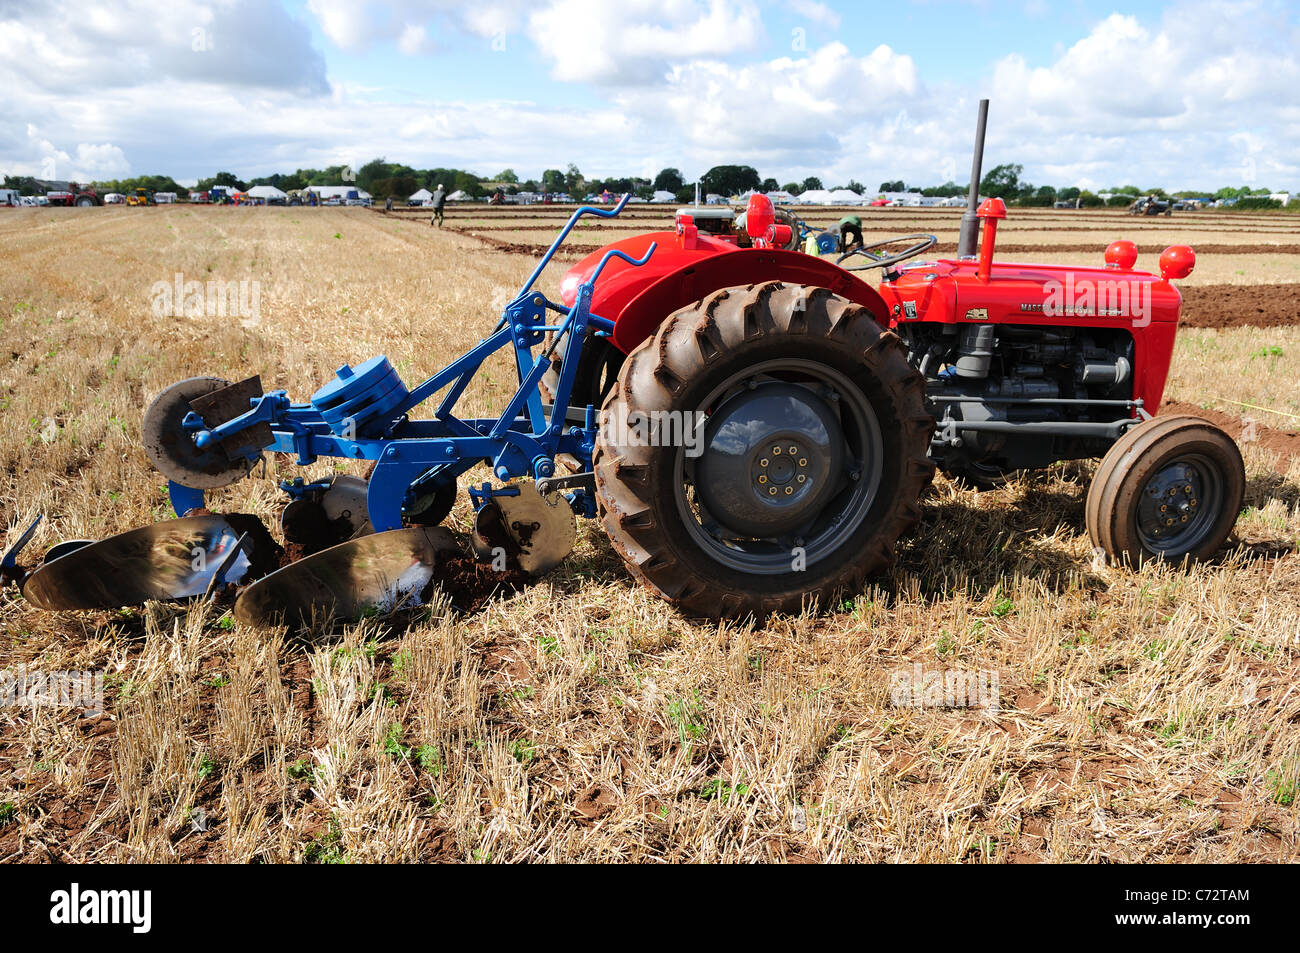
538,329 -> 624,410
1086,415 -> 1244,565
594,281 -> 934,617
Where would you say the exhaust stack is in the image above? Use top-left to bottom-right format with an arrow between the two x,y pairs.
957,99 -> 990,258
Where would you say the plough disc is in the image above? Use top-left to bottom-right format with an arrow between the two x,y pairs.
21,516 -> 263,611
471,482 -> 575,575
233,526 -> 462,628
281,474 -> 373,549
142,377 -> 262,489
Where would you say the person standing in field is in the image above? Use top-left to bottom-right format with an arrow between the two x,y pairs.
430,184 -> 446,228
385,195 -> 393,212
839,213 -> 863,254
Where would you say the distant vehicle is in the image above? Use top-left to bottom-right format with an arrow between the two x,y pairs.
1053,198 -> 1081,209
187,191 -> 209,203
103,193 -> 126,204
20,195 -> 41,206
127,188 -> 154,206
869,197 -> 891,207
0,188 -> 21,207
154,192 -> 177,204
45,183 -> 103,207
1129,196 -> 1172,216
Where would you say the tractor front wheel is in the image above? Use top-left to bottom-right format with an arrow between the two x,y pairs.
594,281 -> 934,617
1086,415 -> 1244,565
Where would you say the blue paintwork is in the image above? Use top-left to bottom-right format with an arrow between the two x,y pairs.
167,195 -> 655,532
168,482 -> 206,516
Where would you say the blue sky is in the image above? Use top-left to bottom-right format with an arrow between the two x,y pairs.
2,0 -> 1297,192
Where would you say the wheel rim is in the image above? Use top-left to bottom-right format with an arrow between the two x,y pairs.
1135,454 -> 1222,554
673,358 -> 884,574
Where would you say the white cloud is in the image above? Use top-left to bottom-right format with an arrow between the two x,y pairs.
983,2 -> 1300,189
529,0 -> 764,85
0,0 -> 1297,193
304,0 -> 526,51
6,127 -> 130,183
784,0 -> 841,28
0,0 -> 328,94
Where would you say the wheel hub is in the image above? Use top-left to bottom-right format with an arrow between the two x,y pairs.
1137,461 -> 1205,547
695,382 -> 845,537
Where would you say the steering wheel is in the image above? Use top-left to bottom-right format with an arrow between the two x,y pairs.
836,233 -> 937,272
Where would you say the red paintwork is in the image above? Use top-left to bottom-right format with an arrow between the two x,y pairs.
561,206 -> 1191,415
561,231 -> 889,355
1105,240 -> 1138,270
744,193 -> 775,244
1159,245 -> 1196,280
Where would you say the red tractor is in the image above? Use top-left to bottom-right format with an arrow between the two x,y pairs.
2,108 -> 1245,625
542,142 -> 1241,617
44,183 -> 102,207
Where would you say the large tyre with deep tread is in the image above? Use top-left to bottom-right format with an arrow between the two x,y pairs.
1086,414 -> 1243,565
594,281 -> 934,618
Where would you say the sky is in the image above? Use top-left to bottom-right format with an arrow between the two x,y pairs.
1,0 -> 1297,192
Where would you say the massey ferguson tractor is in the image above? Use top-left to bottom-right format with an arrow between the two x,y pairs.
1,105 -> 1245,624
44,183 -> 103,207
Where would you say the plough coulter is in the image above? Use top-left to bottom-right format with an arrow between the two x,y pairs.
2,107 -> 1247,625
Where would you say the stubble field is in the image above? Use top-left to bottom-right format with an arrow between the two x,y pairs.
1,203 -> 1298,862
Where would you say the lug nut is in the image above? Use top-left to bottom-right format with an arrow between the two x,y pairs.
768,487 -> 777,496
789,446 -> 797,455
798,458 -> 808,467
784,486 -> 793,495
758,474 -> 768,484
759,458 -> 769,467
1185,485 -> 1192,493
773,446 -> 782,455
797,474 -> 806,484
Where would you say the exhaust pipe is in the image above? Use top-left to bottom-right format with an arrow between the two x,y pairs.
957,99 -> 990,259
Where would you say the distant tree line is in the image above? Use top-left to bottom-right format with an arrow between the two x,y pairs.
2,159 -> 1291,207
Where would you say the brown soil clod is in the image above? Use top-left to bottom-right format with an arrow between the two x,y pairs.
426,554 -> 529,614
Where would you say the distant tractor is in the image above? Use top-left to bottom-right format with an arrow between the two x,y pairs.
1129,195 -> 1172,216
45,183 -> 102,207
127,188 -> 154,206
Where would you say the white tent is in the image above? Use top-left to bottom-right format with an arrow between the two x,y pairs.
827,189 -> 863,205
446,189 -> 471,201
246,185 -> 287,202
651,190 -> 677,203
765,190 -> 796,204
795,189 -> 833,205
409,188 -> 432,203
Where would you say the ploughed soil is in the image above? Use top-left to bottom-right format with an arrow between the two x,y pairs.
1180,284 -> 1300,330
1161,400 -> 1300,472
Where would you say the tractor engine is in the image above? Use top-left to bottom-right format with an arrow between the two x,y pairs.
899,322 -> 1135,480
